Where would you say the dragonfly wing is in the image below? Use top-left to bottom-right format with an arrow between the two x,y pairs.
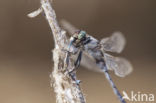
104,53 -> 133,77
60,20 -> 78,35
73,51 -> 103,73
100,32 -> 126,53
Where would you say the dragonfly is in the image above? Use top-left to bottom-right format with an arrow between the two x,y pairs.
62,21 -> 133,103
65,30 -> 91,69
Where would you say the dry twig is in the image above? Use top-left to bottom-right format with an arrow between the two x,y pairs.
28,0 -> 86,103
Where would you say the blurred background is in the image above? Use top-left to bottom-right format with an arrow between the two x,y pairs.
0,0 -> 156,103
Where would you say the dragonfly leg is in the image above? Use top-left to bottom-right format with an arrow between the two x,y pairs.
68,71 -> 81,85
68,51 -> 83,74
74,51 -> 83,68
63,49 -> 72,71
64,40 -> 75,68
65,52 -> 70,66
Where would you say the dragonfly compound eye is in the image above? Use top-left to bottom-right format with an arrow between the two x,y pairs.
78,31 -> 86,39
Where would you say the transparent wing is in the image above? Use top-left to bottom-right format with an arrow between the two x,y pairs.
60,20 -> 77,35
100,32 -> 126,53
104,53 -> 133,77
72,51 -> 102,73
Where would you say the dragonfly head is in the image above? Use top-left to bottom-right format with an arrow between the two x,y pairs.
78,30 -> 86,40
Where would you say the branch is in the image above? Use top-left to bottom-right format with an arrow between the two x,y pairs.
28,0 -> 86,103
